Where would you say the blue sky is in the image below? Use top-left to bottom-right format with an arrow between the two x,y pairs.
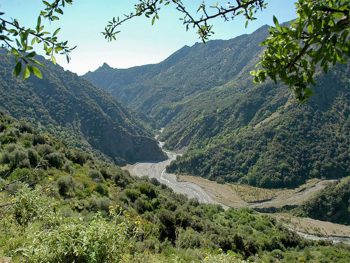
1,0 -> 296,75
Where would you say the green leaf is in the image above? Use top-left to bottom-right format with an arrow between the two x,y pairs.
23,65 -> 31,79
51,55 -> 57,65
30,66 -> 43,79
53,28 -> 61,37
13,61 -> 22,77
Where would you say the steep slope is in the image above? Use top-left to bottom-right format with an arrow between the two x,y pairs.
0,53 -> 166,164
84,24 -> 350,189
84,25 -> 268,126
167,64 -> 350,188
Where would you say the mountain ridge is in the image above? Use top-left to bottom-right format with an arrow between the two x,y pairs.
0,52 -> 166,164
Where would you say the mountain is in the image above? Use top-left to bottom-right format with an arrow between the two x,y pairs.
84,25 -> 268,126
0,52 -> 166,164
84,25 -> 350,189
166,63 -> 350,188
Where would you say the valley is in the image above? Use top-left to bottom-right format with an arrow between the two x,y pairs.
126,135 -> 350,244
1,8 -> 350,261
126,144 -> 217,205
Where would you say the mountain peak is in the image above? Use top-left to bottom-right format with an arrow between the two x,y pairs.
100,62 -> 113,70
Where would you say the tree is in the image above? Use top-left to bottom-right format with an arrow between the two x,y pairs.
1,0 -> 349,101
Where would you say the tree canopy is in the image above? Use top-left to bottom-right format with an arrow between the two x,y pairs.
0,0 -> 349,101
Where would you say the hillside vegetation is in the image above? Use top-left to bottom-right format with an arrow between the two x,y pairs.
85,25 -> 350,189
0,52 -> 165,164
299,177 -> 350,225
0,112 -> 349,262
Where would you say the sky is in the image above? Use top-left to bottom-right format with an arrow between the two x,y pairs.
1,0 -> 296,75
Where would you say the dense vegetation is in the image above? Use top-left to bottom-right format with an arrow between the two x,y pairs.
167,63 -> 350,188
299,177 -> 350,225
85,25 -> 350,188
1,112 -> 349,262
0,51 -> 165,164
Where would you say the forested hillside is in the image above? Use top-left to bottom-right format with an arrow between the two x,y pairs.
0,52 -> 166,164
85,24 -> 350,188
1,112 -> 349,262
167,64 -> 350,188
300,177 -> 350,225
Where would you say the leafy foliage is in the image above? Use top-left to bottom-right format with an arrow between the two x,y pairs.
0,0 -> 75,78
253,0 -> 350,101
1,113 -> 349,262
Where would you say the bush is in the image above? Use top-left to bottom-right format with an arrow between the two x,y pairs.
138,183 -> 157,199
135,197 -> 153,214
113,173 -> 130,188
6,149 -> 30,169
124,188 -> 140,202
57,175 -> 75,198
36,144 -> 54,156
22,214 -> 138,263
33,134 -> 46,145
18,121 -> 33,133
89,196 -> 111,212
89,170 -> 104,182
27,149 -> 39,167
176,228 -> 202,249
46,152 -> 65,169
66,149 -> 88,165
95,183 -> 109,196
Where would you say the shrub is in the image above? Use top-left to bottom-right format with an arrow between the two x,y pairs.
89,170 -> 104,182
46,152 -> 64,169
33,134 -> 46,145
66,149 -> 88,165
135,197 -> 153,214
13,185 -> 49,226
95,183 -> 109,196
36,144 -> 54,156
138,183 -> 157,199
113,172 -> 130,188
27,149 -> 39,167
89,196 -> 111,212
22,214 -> 138,263
18,121 -> 33,133
57,175 -> 75,198
124,189 -> 140,202
176,228 -> 202,249
6,149 -> 30,169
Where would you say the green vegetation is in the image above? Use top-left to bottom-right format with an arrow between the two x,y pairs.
0,51 -> 166,164
298,177 -> 350,225
167,63 -> 350,188
86,25 -> 350,189
1,112 -> 349,262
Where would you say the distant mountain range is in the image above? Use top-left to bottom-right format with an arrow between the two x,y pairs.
0,52 -> 166,164
84,25 -> 350,188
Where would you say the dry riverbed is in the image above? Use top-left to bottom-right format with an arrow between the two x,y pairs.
125,138 -> 350,243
